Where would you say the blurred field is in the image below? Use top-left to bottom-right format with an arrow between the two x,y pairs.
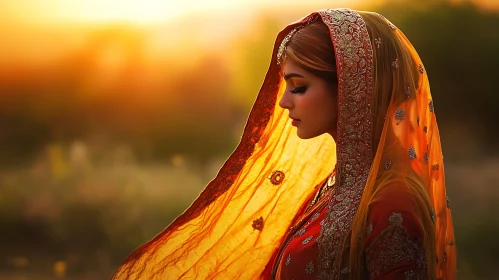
1,0 -> 498,279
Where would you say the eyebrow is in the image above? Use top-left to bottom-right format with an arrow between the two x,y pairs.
283,73 -> 304,80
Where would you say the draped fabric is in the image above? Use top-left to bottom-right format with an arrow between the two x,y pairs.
112,9 -> 456,280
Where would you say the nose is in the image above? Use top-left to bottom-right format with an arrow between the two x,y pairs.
279,91 -> 292,110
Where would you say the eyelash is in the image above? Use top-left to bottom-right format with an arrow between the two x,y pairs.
290,85 -> 307,94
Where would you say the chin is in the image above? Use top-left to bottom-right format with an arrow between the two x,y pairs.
296,130 -> 320,140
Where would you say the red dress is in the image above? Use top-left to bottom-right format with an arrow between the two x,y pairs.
270,182 -> 429,279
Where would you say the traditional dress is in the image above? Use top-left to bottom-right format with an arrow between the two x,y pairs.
112,9 -> 456,280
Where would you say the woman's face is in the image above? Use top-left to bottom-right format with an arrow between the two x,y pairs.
279,59 -> 338,140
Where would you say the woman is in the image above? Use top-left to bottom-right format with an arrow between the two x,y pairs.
112,9 -> 456,279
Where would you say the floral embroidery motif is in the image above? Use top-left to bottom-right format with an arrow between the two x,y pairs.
285,254 -> 291,266
405,86 -> 412,98
389,212 -> 403,224
384,160 -> 393,170
366,224 -> 374,235
429,100 -> 434,113
408,147 -> 417,159
277,28 -> 299,64
277,17 -> 315,65
392,58 -> 399,68
419,64 -> 424,73
405,270 -> 416,279
430,209 -> 436,223
310,211 -> 321,222
432,164 -> 440,171
315,9 -> 374,278
296,228 -> 306,237
302,236 -> 314,245
366,213 -> 428,279
252,216 -> 264,231
269,170 -> 285,185
305,261 -> 315,274
395,108 -> 406,120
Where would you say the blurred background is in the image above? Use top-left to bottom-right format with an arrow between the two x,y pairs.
0,0 -> 498,279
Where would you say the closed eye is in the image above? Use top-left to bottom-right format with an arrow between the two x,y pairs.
290,85 -> 307,94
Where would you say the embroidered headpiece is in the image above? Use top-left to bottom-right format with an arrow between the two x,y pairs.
277,16 -> 317,65
277,27 -> 299,65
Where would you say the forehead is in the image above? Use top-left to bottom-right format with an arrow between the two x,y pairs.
281,59 -> 308,77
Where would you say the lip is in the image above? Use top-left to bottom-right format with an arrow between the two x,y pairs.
291,119 -> 301,126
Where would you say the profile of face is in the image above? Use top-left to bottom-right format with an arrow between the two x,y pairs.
279,59 -> 338,140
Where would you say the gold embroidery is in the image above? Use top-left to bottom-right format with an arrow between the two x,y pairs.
269,170 -> 285,185
302,236 -> 314,245
315,8 -> 374,279
408,147 -> 417,159
366,213 -> 427,279
305,261 -> 315,274
252,217 -> 264,231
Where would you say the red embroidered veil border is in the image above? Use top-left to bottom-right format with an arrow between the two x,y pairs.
111,9 -> 456,280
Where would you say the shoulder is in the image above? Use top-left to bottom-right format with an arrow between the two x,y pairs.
365,181 -> 426,241
362,181 -> 429,279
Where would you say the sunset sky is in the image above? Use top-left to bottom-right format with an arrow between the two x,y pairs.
0,0 -> 496,65
2,0 -> 497,26
2,0 -> 366,25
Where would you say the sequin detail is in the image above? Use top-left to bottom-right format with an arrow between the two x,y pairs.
302,236 -> 314,245
315,9 -> 374,278
419,64 -> 424,73
310,212 -> 321,221
277,28 -> 299,65
405,270 -> 416,279
446,196 -> 451,209
429,100 -> 434,113
405,86 -> 411,98
408,147 -> 417,159
285,254 -> 291,266
277,17 -> 315,65
389,212 -> 403,225
366,224 -> 374,235
341,267 -> 350,274
366,213 -> 428,279
269,170 -> 285,185
384,160 -> 393,170
375,38 -> 382,48
252,217 -> 264,231
305,261 -> 315,274
432,164 -> 440,171
296,228 -> 306,237
424,153 -> 429,163
430,209 -> 436,223
395,108 -> 406,120
392,58 -> 399,68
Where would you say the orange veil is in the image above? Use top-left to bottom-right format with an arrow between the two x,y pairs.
112,9 -> 455,280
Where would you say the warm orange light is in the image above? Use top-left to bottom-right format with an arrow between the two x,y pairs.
9,0 -> 246,25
